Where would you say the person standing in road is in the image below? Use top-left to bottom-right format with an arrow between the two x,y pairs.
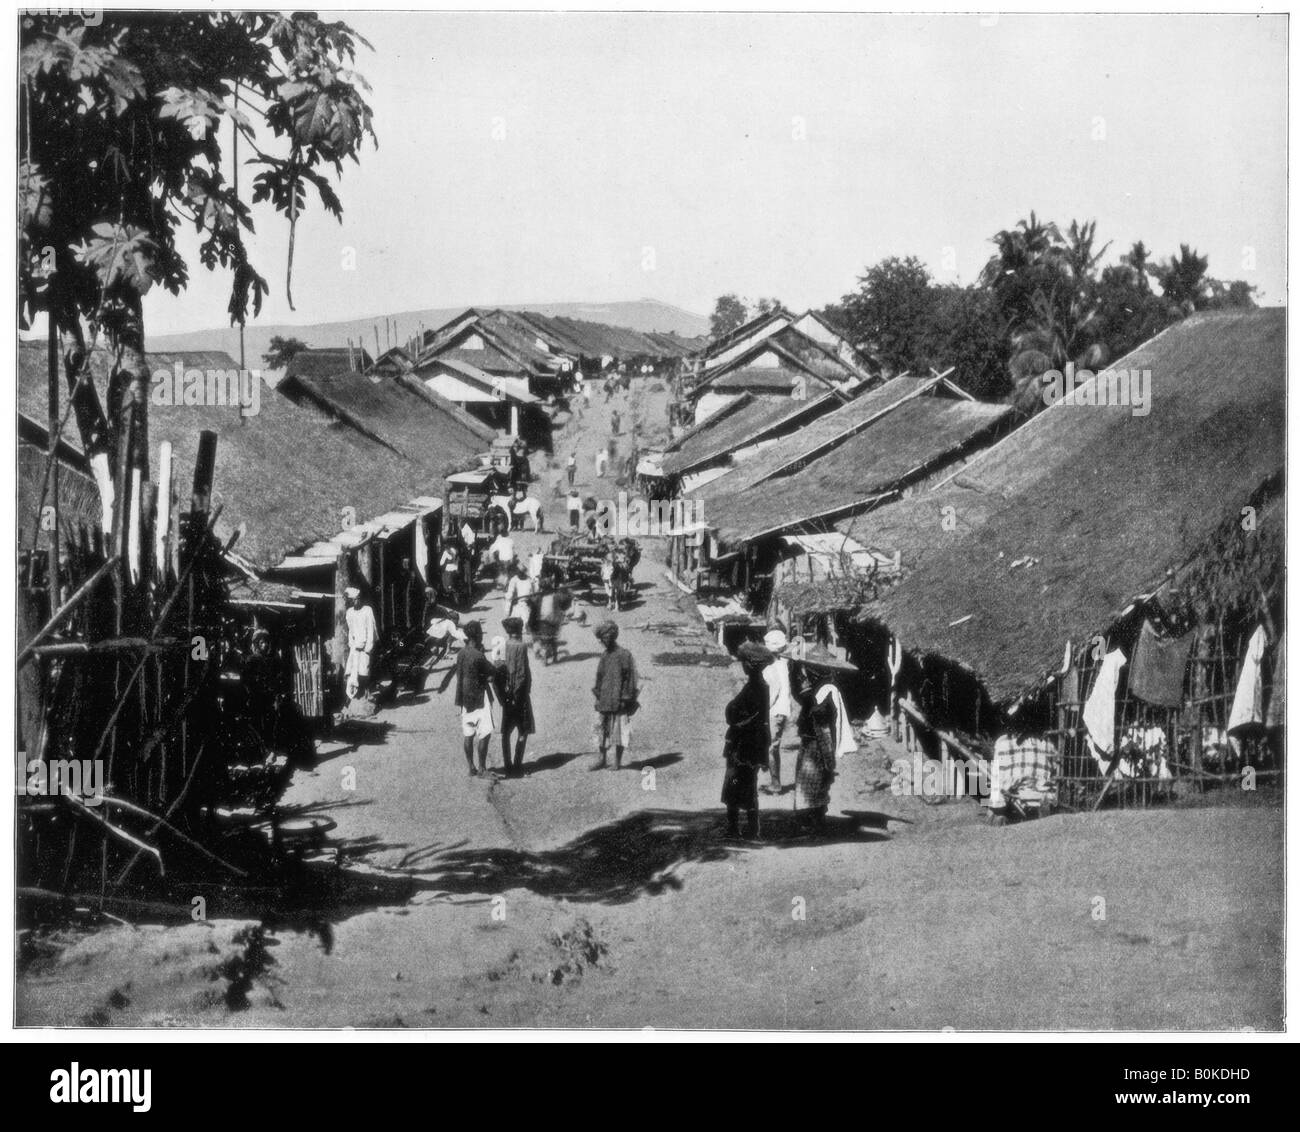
567,450 -> 577,487
592,621 -> 638,770
439,620 -> 498,777
721,641 -> 774,840
761,628 -> 793,793
496,616 -> 535,776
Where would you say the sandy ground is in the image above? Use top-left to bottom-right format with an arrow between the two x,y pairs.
17,382 -> 1286,1031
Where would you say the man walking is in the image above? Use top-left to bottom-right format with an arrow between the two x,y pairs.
497,616 -> 534,776
504,560 -> 534,619
566,450 -> 577,487
440,620 -> 498,777
592,621 -> 638,770
567,488 -> 582,531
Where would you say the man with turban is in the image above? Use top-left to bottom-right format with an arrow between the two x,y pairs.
591,621 -> 638,770
761,628 -> 793,793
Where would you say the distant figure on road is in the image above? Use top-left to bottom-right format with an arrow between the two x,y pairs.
592,621 -> 639,771
567,489 -> 582,530
487,529 -> 515,589
440,620 -> 498,777
721,641 -> 774,840
496,616 -> 534,776
595,447 -> 609,478
504,561 -> 534,619
343,586 -> 377,706
438,541 -> 463,605
567,450 -> 577,488
610,409 -> 621,436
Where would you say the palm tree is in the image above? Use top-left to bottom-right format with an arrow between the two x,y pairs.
1154,244 -> 1210,312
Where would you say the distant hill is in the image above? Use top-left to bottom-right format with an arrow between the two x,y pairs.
147,299 -> 710,366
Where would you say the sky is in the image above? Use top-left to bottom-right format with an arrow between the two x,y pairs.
144,11 -> 1288,336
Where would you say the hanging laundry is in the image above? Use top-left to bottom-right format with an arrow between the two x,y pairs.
1083,647 -> 1126,761
1228,625 -> 1269,735
1128,620 -> 1195,707
1059,641 -> 1081,709
1266,631 -> 1285,731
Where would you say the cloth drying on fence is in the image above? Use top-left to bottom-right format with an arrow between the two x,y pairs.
1266,631 -> 1285,730
1128,620 -> 1195,707
1083,647 -> 1126,760
1228,625 -> 1268,735
988,735 -> 1058,810
1059,640 -> 1081,709
814,683 -> 858,759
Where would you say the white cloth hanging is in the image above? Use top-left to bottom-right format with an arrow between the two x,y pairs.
1228,625 -> 1268,734
1083,647 -> 1127,760
814,683 -> 858,759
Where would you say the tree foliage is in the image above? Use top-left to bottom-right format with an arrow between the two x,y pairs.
709,293 -> 750,338
262,335 -> 310,369
825,215 -> 1258,409
19,10 -> 375,549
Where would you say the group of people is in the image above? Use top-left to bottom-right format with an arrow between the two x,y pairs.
437,614 -> 639,779
720,628 -> 856,841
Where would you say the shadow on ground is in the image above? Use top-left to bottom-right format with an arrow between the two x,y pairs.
399,807 -> 892,905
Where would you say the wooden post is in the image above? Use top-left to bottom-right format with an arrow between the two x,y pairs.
191,430 -> 217,515
47,318 -> 61,605
332,550 -> 349,675
154,442 -> 173,580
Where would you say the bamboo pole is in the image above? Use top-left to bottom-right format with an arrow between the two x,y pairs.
47,317 -> 61,605
154,441 -> 173,579
15,554 -> 120,670
99,795 -> 247,877
61,791 -> 163,875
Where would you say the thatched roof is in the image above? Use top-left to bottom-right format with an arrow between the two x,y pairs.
695,375 -> 936,496
697,397 -> 1012,545
284,346 -> 372,379
17,343 -> 447,571
18,442 -> 101,549
509,310 -> 701,359
277,368 -> 494,471
662,392 -> 837,476
858,308 -> 1286,706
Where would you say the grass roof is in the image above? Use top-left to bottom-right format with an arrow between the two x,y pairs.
697,376 -> 934,495
857,308 -> 1286,705
279,368 -> 494,471
17,343 -> 447,571
697,397 -> 1012,545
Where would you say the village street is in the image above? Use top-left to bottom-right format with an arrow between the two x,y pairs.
17,382 -> 1284,1031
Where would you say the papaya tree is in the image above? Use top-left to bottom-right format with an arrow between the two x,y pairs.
19,10 -> 376,563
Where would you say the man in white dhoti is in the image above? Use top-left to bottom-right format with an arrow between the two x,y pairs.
344,586 -> 377,704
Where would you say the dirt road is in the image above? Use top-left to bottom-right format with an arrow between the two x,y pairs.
17,382 -> 1285,1031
